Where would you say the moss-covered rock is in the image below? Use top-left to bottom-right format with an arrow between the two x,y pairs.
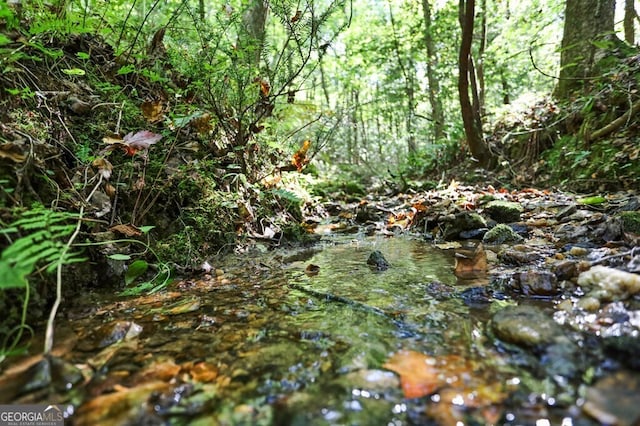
484,200 -> 523,223
619,211 -> 640,234
482,224 -> 523,244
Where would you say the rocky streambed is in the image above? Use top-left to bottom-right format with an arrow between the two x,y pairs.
1,185 -> 639,425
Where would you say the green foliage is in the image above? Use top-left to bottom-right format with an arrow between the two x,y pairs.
0,205 -> 85,362
0,206 -> 85,289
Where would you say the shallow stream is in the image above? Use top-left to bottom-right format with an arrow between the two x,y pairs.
1,232 -> 634,425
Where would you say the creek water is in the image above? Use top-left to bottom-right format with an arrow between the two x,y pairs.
2,233 -> 609,425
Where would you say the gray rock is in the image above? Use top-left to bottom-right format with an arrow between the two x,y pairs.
491,305 -> 562,348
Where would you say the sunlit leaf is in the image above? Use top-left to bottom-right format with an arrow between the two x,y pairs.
125,259 -> 148,286
62,68 -> 86,76
291,140 -> 311,171
108,253 -> 131,261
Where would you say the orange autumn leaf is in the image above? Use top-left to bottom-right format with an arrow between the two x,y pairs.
454,243 -> 487,278
291,140 -> 311,171
383,351 -> 471,399
412,201 -> 428,212
254,77 -> 270,97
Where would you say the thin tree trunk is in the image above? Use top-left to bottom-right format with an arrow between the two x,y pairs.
240,0 -> 268,66
458,0 -> 492,167
477,0 -> 487,116
421,0 -> 445,140
388,0 -> 417,154
624,0 -> 635,44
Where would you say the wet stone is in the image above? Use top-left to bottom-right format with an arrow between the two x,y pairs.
582,370 -> 640,426
499,249 -> 542,265
553,260 -> 579,280
603,335 -> 640,370
555,204 -> 577,221
443,212 -> 487,240
577,265 -> 640,302
77,320 -> 143,352
619,211 -> 640,234
484,200 -> 523,223
367,250 -> 390,271
516,270 -> 559,297
491,305 -> 562,348
424,280 -> 455,301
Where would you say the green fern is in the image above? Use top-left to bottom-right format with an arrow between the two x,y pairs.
0,206 -> 86,290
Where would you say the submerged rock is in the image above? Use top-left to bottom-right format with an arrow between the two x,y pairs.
366,250 -> 390,271
515,270 -> 559,297
482,224 -> 524,244
577,265 -> 640,302
484,200 -> 523,223
491,305 -> 562,348
582,370 -> 640,426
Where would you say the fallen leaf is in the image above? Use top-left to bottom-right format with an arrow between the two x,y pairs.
92,157 -> 113,180
122,130 -> 162,151
109,224 -> 142,237
190,112 -> 212,134
141,100 -> 164,123
383,350 -> 449,398
305,264 -> 320,276
103,131 -> 162,156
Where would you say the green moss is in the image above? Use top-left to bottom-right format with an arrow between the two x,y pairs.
485,200 -> 523,223
483,224 -> 523,244
619,211 -> 640,234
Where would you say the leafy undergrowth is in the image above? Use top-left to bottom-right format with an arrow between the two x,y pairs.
0,32 -> 319,333
486,52 -> 640,192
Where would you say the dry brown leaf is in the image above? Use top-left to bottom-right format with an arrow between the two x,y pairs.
291,10 -> 302,23
141,100 -> 164,123
0,143 -> 26,162
109,224 -> 142,237
190,113 -> 212,134
92,157 -> 113,180
291,140 -> 311,171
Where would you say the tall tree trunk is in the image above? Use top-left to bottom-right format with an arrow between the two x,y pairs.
624,0 -> 635,44
421,0 -> 445,141
387,0 -> 417,154
554,0 -> 615,99
458,0 -> 492,167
